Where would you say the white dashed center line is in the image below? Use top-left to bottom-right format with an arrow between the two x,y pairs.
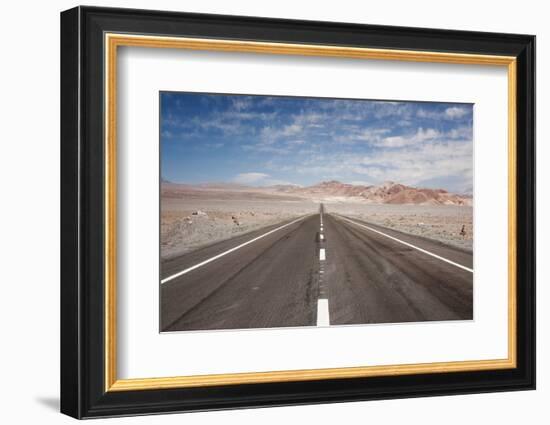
317,205 -> 330,326
316,299 -> 330,326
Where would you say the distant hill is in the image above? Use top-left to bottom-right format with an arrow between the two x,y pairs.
162,179 -> 472,206
269,180 -> 472,206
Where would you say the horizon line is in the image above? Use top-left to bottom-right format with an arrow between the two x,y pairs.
161,179 -> 473,195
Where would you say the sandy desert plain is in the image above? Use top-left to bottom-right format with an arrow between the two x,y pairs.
161,181 -> 473,261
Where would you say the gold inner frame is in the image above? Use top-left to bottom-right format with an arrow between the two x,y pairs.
104,33 -> 517,392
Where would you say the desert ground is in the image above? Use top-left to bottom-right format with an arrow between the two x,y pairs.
161,185 -> 318,260
161,183 -> 473,260
325,202 -> 473,251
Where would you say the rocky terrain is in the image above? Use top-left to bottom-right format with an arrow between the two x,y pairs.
161,181 -> 473,259
326,203 -> 473,251
161,185 -> 317,260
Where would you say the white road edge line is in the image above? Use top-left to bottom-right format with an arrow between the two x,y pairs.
319,248 -> 326,261
161,216 -> 308,284
316,298 -> 330,326
337,215 -> 473,273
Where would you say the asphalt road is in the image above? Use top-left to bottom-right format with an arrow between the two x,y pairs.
160,207 -> 473,332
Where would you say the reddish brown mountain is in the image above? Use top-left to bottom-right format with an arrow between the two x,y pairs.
271,180 -> 471,206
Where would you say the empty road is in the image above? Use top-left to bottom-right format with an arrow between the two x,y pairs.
160,205 -> 473,332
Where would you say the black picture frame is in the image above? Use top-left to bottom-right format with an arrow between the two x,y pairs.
61,5 -> 535,419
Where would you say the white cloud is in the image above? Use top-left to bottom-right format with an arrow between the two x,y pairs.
447,126 -> 473,140
350,180 -> 373,186
377,136 -> 409,148
190,115 -> 245,135
232,172 -> 296,187
355,140 -> 472,187
333,127 -> 390,145
282,123 -> 303,136
445,106 -> 469,119
233,172 -> 269,184
231,97 -> 252,111
357,128 -> 391,140
295,112 -> 326,124
257,111 -> 330,145
263,179 -> 297,187
376,127 -> 440,148
417,106 -> 471,120
242,144 -> 293,155
161,130 -> 174,139
286,140 -> 306,146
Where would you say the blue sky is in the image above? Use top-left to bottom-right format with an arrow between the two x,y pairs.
160,92 -> 473,193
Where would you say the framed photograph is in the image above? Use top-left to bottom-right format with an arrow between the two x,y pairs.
60,6 -> 535,419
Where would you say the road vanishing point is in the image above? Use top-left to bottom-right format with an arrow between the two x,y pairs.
160,204 -> 473,332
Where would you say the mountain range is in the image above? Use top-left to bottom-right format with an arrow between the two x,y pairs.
267,180 -> 472,206
162,179 -> 472,206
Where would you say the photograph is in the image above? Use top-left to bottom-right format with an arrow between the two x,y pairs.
57,4 -> 536,419
159,92 -> 474,332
